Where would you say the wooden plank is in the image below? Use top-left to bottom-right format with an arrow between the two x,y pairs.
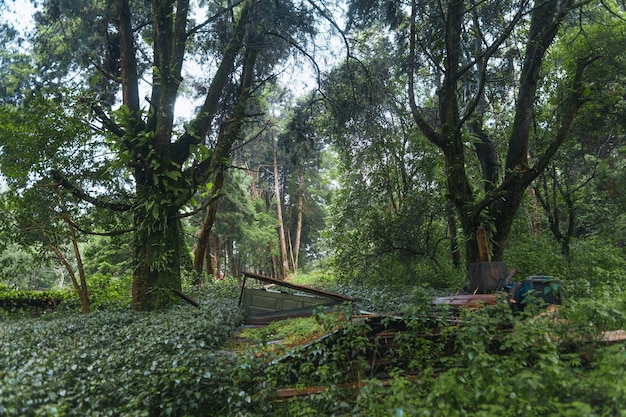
276,376 -> 416,398
432,294 -> 498,307
476,226 -> 490,262
242,271 -> 354,302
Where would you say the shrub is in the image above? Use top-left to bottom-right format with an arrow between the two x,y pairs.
0,288 -> 69,317
0,289 -> 244,416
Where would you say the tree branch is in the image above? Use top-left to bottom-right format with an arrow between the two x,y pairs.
408,0 -> 445,148
50,170 -> 133,212
171,1 -> 251,165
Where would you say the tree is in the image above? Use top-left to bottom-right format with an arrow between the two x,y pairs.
277,96 -> 327,275
317,36 -> 453,284
533,5 -> 626,261
2,0 -> 322,310
0,95 -> 109,313
347,0 -> 603,268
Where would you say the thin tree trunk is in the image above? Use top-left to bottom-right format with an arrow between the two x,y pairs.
192,170 -> 225,274
446,201 -> 461,269
49,243 -> 90,314
291,171 -> 304,274
209,233 -> 221,279
527,184 -> 542,236
66,220 -> 89,314
273,148 -> 290,280
55,193 -> 90,314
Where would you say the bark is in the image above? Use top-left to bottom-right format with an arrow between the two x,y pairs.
446,201 -> 461,269
192,170 -> 225,274
192,45 -> 259,274
440,0 -> 481,264
470,120 -> 499,192
292,171 -> 305,274
209,233 -> 221,278
131,205 -> 184,310
274,148 -> 291,279
115,0 -> 140,111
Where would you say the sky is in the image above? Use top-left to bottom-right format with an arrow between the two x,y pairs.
3,0 -> 36,30
0,0 -> 337,122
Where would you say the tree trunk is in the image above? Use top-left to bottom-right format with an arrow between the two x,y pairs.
131,199 -> 183,311
49,243 -> 90,315
67,219 -> 89,314
292,171 -> 305,274
273,148 -> 291,279
193,170 -> 225,274
54,193 -> 90,314
446,201 -> 461,269
111,1 -> 253,310
209,233 -> 222,278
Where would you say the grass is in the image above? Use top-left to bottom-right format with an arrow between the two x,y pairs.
226,316 -> 328,355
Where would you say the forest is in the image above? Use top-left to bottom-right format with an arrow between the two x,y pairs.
0,0 -> 625,415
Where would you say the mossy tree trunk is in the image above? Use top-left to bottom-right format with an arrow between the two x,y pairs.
407,0 -> 595,269
113,0 -> 252,309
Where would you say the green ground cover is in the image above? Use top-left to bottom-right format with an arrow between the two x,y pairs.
1,279 -> 626,416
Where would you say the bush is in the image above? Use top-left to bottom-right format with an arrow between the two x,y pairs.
86,273 -> 132,310
0,288 -> 69,317
0,287 -> 244,416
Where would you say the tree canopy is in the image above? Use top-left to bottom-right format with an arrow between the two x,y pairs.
0,0 -> 625,307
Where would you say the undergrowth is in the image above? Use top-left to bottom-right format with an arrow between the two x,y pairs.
1,279 -> 625,416
0,282 -> 245,417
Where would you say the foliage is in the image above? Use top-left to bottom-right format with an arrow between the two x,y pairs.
0,244 -> 61,290
321,38 -> 458,286
81,236 -> 133,279
0,287 -> 68,317
0,284 -> 244,417
2,279 -> 626,416
253,299 -> 626,417
504,227 -> 626,299
84,273 -> 132,311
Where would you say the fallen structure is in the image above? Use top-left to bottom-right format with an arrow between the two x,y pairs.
238,271 -> 354,324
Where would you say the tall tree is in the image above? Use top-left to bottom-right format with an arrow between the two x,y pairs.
277,96 -> 326,275
533,4 -> 626,260
1,0 -> 320,310
348,0 -> 602,267
273,145 -> 291,279
319,36 -> 451,284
